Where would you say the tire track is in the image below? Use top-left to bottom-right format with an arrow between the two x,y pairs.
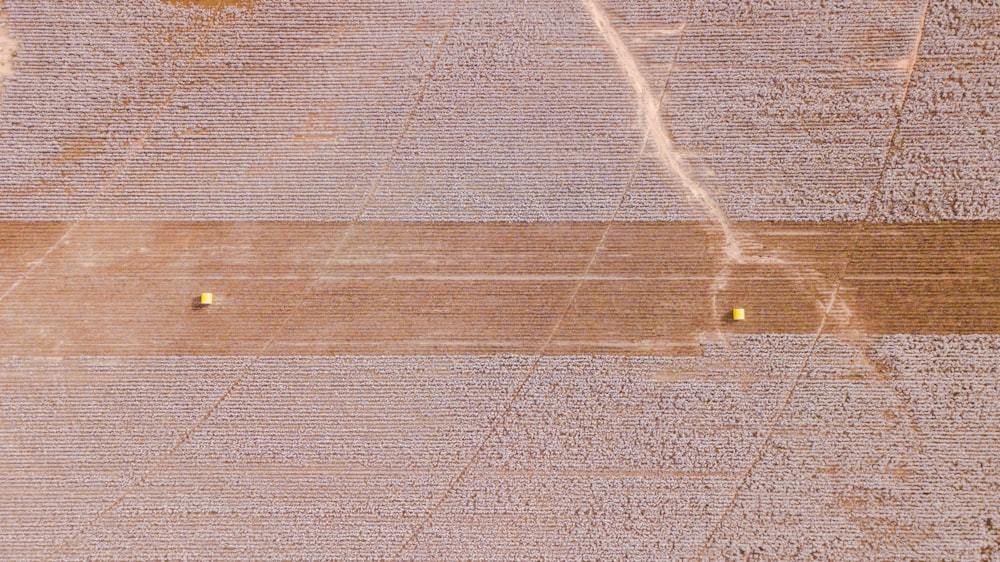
694,0 -> 933,556
359,0 -> 465,220
581,0 -> 740,261
581,0 -> 846,331
44,2 -> 244,555
386,80 -> 670,562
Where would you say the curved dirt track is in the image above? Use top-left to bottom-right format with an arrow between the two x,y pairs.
582,0 -> 740,259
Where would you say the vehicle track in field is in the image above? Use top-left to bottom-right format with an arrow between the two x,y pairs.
0,2 -> 230,314
386,113 -> 662,562
582,0 -> 740,262
45,0 -> 241,555
695,0 -> 934,555
580,0 -> 860,345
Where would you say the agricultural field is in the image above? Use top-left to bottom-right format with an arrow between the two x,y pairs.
1,0 -> 998,560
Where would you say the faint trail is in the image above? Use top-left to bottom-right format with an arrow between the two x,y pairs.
0,228 -> 75,305
582,0 -> 740,261
903,0 -> 931,75
864,0 -> 931,220
49,1 -> 465,557
694,0 -> 931,556
44,2 -> 241,555
387,88 -> 665,560
359,0 -> 465,219
696,280 -> 843,560
583,0 -> 864,346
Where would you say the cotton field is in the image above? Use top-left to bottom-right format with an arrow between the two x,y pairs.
3,342 -> 998,560
1,0 -> 998,560
1,0 -> 996,221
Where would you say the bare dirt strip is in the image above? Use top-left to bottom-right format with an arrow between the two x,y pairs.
1,221 -> 997,356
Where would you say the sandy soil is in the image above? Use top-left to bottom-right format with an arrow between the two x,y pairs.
0,7 -> 17,83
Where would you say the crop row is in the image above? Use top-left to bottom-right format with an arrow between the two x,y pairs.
0,0 -> 995,221
3,336 -> 998,559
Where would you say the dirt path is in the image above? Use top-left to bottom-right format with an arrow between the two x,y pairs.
581,0 -> 741,261
579,0 -> 851,337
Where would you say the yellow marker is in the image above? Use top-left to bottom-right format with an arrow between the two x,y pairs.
732,308 -> 745,321
200,293 -> 214,305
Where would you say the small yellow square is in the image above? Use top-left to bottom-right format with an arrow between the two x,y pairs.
200,293 -> 214,305
732,308 -> 745,321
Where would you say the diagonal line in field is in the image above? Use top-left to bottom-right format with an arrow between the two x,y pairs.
695,281 -> 843,560
386,5 -> 694,556
41,2 -> 246,554
694,0 -> 932,557
48,1 -> 465,557
355,0 -> 465,220
582,0 -> 740,261
860,0 -> 932,222
386,131 -> 656,562
0,226 -> 76,305
583,0 -> 850,345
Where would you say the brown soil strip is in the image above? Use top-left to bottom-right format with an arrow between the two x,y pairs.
0,221 -> 997,356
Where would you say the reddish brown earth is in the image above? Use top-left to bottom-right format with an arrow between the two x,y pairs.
1,221 -> 998,356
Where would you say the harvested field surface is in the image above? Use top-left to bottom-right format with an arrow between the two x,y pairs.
2,0 -> 999,560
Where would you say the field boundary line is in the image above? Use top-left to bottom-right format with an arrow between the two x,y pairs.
694,0 -> 932,556
48,1 -> 465,557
